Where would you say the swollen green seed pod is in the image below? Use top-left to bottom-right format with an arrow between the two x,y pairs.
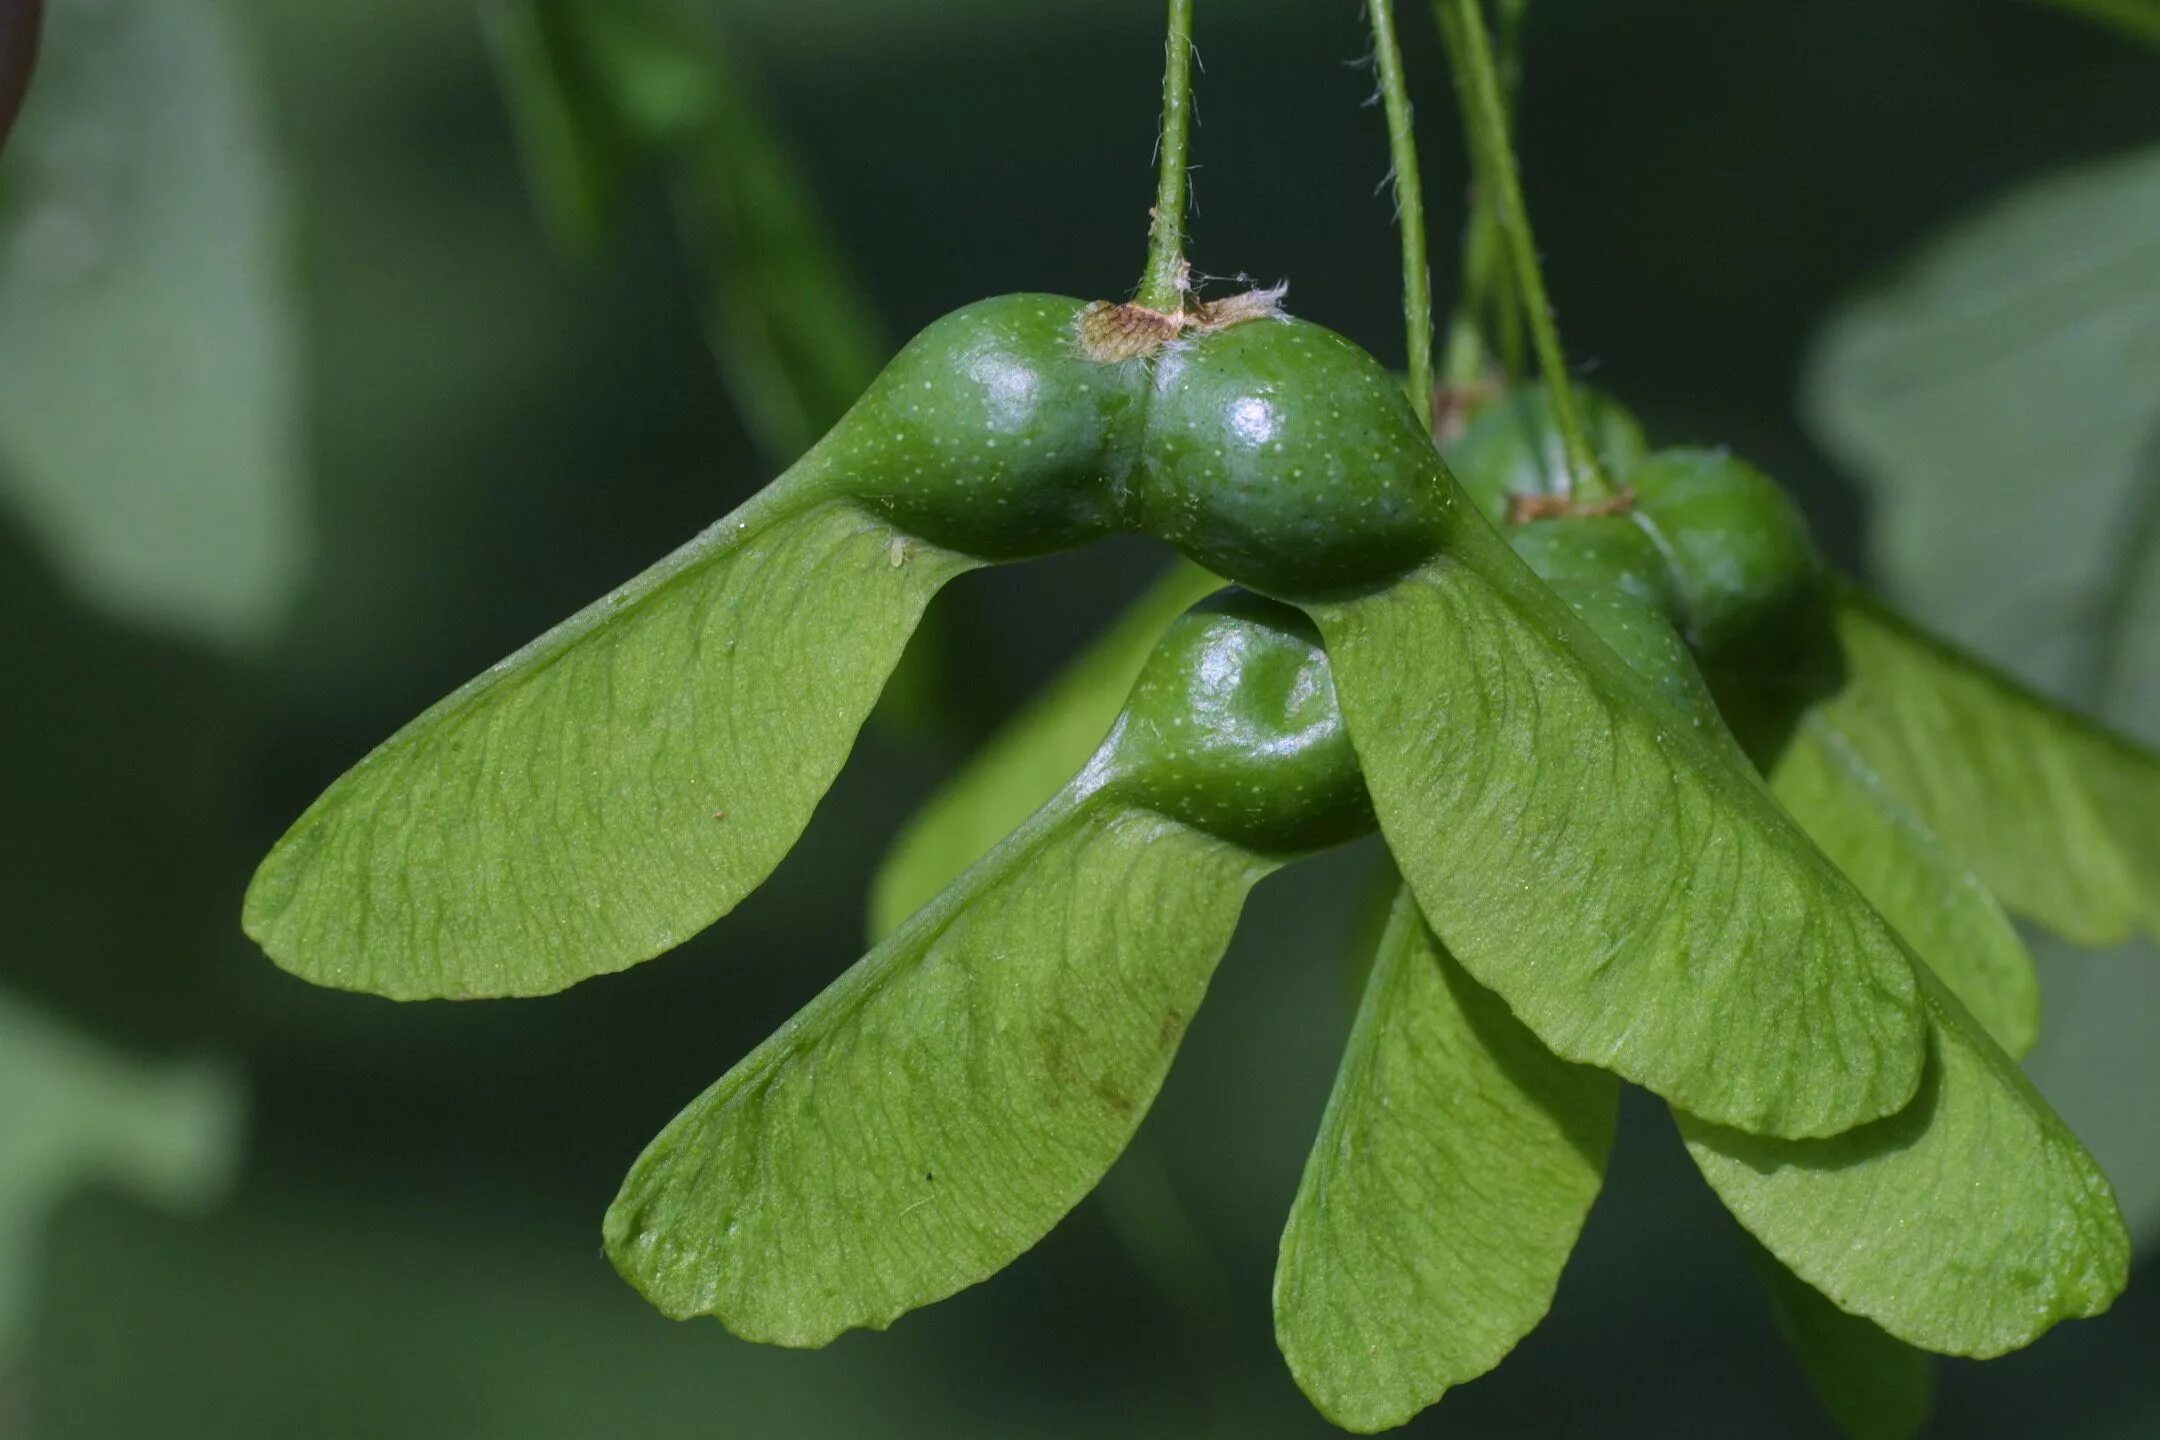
1629,447 -> 1827,673
1103,590 -> 1372,854
1444,383 -> 1650,525
1444,393 -> 1798,741
829,293 -> 1464,597
828,295 -> 1138,561
1135,319 -> 1453,598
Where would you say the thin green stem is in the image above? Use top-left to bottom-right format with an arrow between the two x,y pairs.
1443,0 -> 1609,498
1367,0 -> 1434,431
1433,0 -> 1519,388
1138,0 -> 1196,312
1439,153 -> 1520,386
1490,0 -> 1528,376
1434,0 -> 1484,387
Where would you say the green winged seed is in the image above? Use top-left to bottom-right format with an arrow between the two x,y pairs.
606,792 -> 1266,1344
1480,405 -> 2034,1073
1683,965 -> 2129,1357
1275,885 -> 1614,1433
249,278 -> 1939,1106
1134,331 -> 1922,1137
878,333 -> 1928,1139
869,558 -> 1221,940
245,486 -> 975,999
246,295 -> 1129,999
1459,410 -> 2115,1360
1307,534 -> 1925,1139
606,593 -> 1365,1343
1133,333 -> 1924,1136
1822,584 -> 2160,947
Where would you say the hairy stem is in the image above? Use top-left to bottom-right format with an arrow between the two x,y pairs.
1441,0 -> 1609,498
1367,0 -> 1434,430
1138,0 -> 1197,312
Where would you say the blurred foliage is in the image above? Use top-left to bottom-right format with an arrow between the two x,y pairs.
0,995 -> 242,1360
483,0 -> 884,466
0,0 -> 305,652
2034,0 -> 2160,47
0,0 -> 267,1391
3,0 -> 2160,1435
1804,141 -> 2160,1246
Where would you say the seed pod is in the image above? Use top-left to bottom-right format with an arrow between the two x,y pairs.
831,294 -> 1137,560
1628,448 -> 1823,661
1444,383 -> 1650,525
1103,590 -> 1371,854
1134,318 -> 1454,598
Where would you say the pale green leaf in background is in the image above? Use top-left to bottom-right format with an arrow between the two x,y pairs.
605,787 -> 1277,1346
1683,966 -> 2128,1357
1806,144 -> 2160,704
1305,545 -> 1926,1140
245,481 -> 975,999
869,559 -> 1221,939
1274,886 -> 1613,1434
1745,1239 -> 1933,1440
0,0 -> 307,651
1770,699 -> 2041,1058
0,990 -> 243,1358
1805,151 -> 2160,1241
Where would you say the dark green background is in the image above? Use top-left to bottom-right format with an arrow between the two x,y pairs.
9,1 -> 2159,1435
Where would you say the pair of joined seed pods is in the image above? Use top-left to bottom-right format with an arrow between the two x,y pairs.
247,291 -> 2153,1430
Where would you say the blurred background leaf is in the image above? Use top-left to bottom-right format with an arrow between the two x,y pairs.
0,993 -> 242,1362
2032,0 -> 2160,47
1804,140 -> 2160,1249
0,0 -> 306,652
